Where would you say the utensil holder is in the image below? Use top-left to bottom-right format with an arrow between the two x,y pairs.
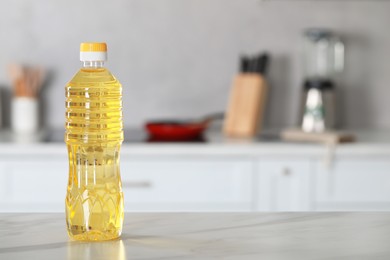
11,97 -> 39,133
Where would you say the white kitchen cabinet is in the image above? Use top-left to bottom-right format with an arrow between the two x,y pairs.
257,159 -> 312,211
1,134 -> 390,212
0,161 -> 68,212
121,158 -> 253,212
0,163 -> 6,204
0,154 -> 253,212
315,158 -> 390,211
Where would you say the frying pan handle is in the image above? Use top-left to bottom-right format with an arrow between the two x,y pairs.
200,112 -> 225,126
203,112 -> 225,121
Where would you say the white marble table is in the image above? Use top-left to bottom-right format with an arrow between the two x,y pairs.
0,213 -> 390,259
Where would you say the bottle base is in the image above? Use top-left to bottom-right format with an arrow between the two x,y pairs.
67,227 -> 121,241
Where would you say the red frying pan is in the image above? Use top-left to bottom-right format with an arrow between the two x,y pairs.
145,113 -> 224,141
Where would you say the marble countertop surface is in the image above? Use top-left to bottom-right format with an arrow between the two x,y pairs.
1,213 -> 390,259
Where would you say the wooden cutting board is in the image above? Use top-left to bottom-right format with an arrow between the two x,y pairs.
281,128 -> 356,144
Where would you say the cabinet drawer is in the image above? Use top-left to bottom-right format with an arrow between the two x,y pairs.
120,159 -> 253,211
0,161 -> 68,212
316,159 -> 390,204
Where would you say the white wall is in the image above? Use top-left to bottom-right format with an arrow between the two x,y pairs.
0,0 -> 389,129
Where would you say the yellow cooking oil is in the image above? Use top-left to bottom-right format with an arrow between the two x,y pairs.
65,43 -> 124,241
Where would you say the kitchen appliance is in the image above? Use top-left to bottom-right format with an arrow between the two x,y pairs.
145,112 -> 224,141
301,29 -> 344,132
224,53 -> 270,137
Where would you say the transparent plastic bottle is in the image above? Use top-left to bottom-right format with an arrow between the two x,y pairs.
65,43 -> 124,241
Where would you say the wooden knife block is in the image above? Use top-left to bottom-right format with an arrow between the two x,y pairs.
223,73 -> 267,137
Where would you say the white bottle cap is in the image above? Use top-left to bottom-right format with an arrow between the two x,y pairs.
80,42 -> 107,61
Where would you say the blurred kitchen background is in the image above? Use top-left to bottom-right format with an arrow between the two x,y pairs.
0,0 -> 389,129
1,0 -> 390,213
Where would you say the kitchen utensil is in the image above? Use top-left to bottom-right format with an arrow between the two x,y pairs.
8,64 -> 46,133
145,112 -> 224,141
224,53 -> 270,137
299,29 -> 344,132
8,64 -> 45,98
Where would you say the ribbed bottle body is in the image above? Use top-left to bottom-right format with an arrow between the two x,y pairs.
65,67 -> 124,241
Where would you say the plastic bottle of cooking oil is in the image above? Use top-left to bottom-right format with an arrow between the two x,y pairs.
65,42 -> 124,241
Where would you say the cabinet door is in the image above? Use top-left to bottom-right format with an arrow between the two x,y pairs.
121,158 -> 253,212
0,163 -> 6,204
0,161 -> 68,212
315,158 -> 390,211
257,159 -> 312,211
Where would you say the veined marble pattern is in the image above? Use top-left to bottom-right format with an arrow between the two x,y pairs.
0,213 -> 390,259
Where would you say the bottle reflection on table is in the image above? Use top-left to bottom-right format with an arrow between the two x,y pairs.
67,239 -> 126,260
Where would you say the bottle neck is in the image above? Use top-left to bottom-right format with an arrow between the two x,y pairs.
82,61 -> 104,68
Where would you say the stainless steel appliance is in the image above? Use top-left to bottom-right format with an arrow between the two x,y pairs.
301,29 -> 344,132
